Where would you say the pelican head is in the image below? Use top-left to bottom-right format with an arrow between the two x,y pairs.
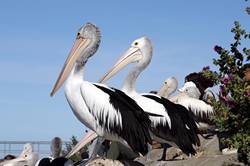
178,81 -> 201,99
158,77 -> 178,97
1,143 -> 38,166
99,37 -> 152,83
51,137 -> 62,158
50,22 -> 101,96
182,86 -> 201,99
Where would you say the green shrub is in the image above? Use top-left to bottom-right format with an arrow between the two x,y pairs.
202,21 -> 250,164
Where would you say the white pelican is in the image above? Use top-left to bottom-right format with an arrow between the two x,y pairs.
50,23 -> 152,160
35,137 -> 74,166
0,144 -> 38,166
158,77 -> 178,98
99,37 -> 200,156
160,78 -> 214,121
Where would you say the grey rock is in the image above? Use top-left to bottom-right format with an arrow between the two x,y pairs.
143,154 -> 238,166
86,158 -> 124,166
84,135 -> 245,166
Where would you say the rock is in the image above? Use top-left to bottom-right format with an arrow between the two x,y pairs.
84,135 -> 246,166
221,154 -> 245,166
147,134 -> 221,161
199,134 -> 221,156
86,158 -> 144,166
143,154 -> 239,166
152,141 -> 161,149
86,158 -> 124,166
85,154 -> 243,166
222,148 -> 238,155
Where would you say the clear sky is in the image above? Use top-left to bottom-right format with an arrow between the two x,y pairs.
0,1 -> 249,142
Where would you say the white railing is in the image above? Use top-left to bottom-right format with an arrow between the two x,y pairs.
0,141 -> 70,159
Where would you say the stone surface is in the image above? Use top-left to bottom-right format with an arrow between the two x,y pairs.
198,134 -> 221,156
86,158 -> 124,166
87,154 -> 241,166
85,135 -> 245,166
142,154 -> 238,166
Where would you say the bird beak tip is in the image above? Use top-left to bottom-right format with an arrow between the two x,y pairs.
50,92 -> 54,97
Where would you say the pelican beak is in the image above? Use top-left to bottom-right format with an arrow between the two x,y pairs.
15,157 -> 26,162
1,157 -> 26,165
50,38 -> 91,96
157,83 -> 168,97
98,47 -> 142,83
66,131 -> 98,158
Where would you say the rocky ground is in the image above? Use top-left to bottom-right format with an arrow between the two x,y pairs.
86,135 -> 245,166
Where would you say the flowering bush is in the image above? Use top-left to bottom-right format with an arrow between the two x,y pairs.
202,21 -> 250,164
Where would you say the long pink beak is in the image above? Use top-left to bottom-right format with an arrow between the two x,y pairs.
66,130 -> 98,158
50,38 -> 90,96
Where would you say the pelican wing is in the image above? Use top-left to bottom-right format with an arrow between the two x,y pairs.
79,82 -> 152,155
141,94 -> 200,155
177,97 -> 214,118
137,93 -> 172,128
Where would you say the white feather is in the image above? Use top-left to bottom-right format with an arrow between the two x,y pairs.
81,82 -> 123,131
161,78 -> 214,119
133,94 -> 171,128
65,73 -> 122,137
177,97 -> 214,118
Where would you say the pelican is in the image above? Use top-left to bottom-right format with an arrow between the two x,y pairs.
157,77 -> 215,160
50,23 -> 152,160
99,37 -> 200,157
159,78 -> 214,129
158,77 -> 178,98
0,144 -> 38,166
35,137 -> 74,166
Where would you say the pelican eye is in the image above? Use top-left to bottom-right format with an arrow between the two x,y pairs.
77,32 -> 81,38
134,42 -> 138,46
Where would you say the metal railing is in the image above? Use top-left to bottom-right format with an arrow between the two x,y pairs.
0,141 -> 70,158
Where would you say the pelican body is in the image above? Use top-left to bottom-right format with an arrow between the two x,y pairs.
0,144 -> 38,166
99,37 -> 200,156
159,78 -> 214,125
50,23 -> 152,158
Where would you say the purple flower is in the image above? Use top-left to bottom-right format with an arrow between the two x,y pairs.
214,45 -> 222,53
246,90 -> 250,97
222,77 -> 229,85
222,75 -> 233,85
202,66 -> 210,71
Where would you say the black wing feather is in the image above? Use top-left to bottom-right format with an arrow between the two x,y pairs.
94,84 -> 152,155
143,94 -> 200,155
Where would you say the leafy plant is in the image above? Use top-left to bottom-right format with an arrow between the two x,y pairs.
62,136 -> 82,162
202,21 -> 250,164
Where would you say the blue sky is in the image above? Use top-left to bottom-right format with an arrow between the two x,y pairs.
0,1 -> 249,142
